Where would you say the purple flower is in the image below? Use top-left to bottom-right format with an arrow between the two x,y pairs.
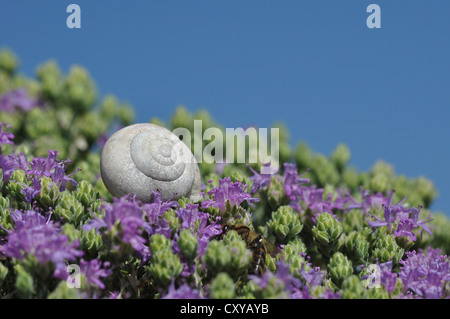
176,204 -> 221,256
1,210 -> 83,277
248,163 -> 277,189
369,199 -> 432,242
27,150 -> 79,191
0,152 -> 29,181
301,266 -> 325,287
0,150 -> 79,195
283,163 -> 310,202
80,259 -> 112,289
378,261 -> 398,294
83,195 -> 150,260
393,218 -> 416,240
346,188 -> 388,215
51,163 -> 80,191
410,205 -> 433,238
9,209 -> 50,229
0,88 -> 40,112
27,150 -> 59,178
399,248 -> 450,298
162,281 -> 204,299
297,185 -> 331,213
20,177 -> 41,203
0,122 -> 14,145
143,191 -> 178,238
202,177 -> 259,213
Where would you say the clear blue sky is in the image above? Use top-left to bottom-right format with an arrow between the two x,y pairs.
1,1 -> 449,215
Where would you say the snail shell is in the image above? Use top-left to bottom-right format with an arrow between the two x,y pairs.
100,123 -> 202,203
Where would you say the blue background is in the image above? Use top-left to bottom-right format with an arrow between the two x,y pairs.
1,1 -> 449,215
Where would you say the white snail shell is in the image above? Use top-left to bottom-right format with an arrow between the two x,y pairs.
100,123 -> 202,203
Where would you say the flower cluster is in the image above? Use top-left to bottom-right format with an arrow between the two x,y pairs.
0,88 -> 40,113
0,149 -> 79,204
202,177 -> 259,213
399,248 -> 450,298
0,122 -> 14,146
0,49 -> 449,299
1,210 -> 83,277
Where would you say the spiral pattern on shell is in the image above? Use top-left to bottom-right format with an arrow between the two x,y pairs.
100,123 -> 202,203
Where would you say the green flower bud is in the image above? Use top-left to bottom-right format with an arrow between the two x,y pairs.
14,264 -> 34,299
371,161 -> 394,176
427,213 -> 450,254
372,235 -> 404,265
99,95 -> 120,121
178,229 -> 198,263
328,252 -> 353,287
61,223 -> 81,242
6,169 -> 28,200
341,209 -> 367,234
148,235 -> 183,287
149,249 -> 183,286
81,229 -> 103,256
34,135 -> 68,159
266,205 -> 303,244
366,285 -> 389,299
74,180 -> 98,208
170,106 -> 193,131
0,195 -> 13,235
312,212 -> 343,255
203,231 -> 251,279
414,176 -> 438,208
282,237 -> 307,258
209,272 -> 236,299
61,66 -> 97,114
177,197 -> 191,209
222,231 -> 252,275
0,262 -> 8,285
203,241 -> 231,274
54,192 -> 86,226
344,231 -> 370,264
36,60 -> 63,101
281,238 -> 309,279
25,108 -> 60,139
341,275 -> 367,299
294,142 -> 313,171
341,168 -> 360,192
149,117 -> 165,127
331,144 -> 351,172
311,155 -> 340,187
47,281 -> 81,299
248,275 -> 288,299
36,177 -> 59,207
194,109 -> 215,131
0,193 -> 9,209
118,103 -> 135,126
149,233 -> 172,252
228,167 -> 249,186
265,254 -> 277,273
369,173 -> 390,193
75,113 -> 108,145
267,175 -> 286,209
0,48 -> 19,74
164,209 -> 181,235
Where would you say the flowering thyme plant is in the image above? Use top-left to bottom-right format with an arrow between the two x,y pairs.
0,48 -> 449,299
